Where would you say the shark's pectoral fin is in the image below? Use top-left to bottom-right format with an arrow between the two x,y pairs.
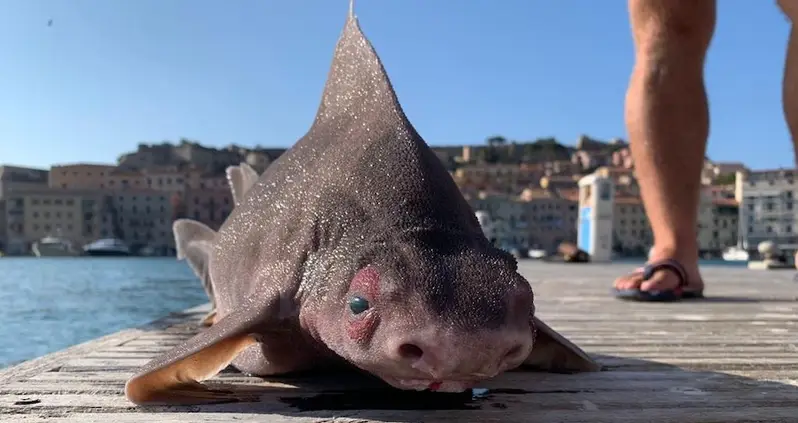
521,316 -> 602,373
226,163 -> 260,206
125,306 -> 268,405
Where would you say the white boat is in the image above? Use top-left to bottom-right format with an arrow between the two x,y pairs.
32,235 -> 79,257
527,249 -> 547,259
83,238 -> 131,257
722,246 -> 749,262
138,245 -> 156,256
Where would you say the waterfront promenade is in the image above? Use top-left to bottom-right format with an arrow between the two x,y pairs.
0,262 -> 796,422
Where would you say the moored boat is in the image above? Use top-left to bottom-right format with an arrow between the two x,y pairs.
83,238 -> 131,256
32,235 -> 79,257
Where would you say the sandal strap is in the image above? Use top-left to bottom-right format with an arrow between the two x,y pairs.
641,258 -> 689,288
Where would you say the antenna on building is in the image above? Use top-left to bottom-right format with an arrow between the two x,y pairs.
349,0 -> 355,18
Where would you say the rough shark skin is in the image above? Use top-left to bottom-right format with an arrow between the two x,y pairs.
172,163 -> 261,327
124,5 -> 601,406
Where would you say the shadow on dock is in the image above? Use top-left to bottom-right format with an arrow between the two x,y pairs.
114,355 -> 798,421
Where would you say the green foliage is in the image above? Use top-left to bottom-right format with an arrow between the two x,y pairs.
714,173 -> 737,185
475,135 -> 575,164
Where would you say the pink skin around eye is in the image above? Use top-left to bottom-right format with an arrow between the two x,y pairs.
346,266 -> 381,342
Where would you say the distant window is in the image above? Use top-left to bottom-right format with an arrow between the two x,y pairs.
598,183 -> 610,201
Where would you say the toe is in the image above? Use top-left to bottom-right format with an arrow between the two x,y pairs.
639,270 -> 681,292
613,270 -> 644,290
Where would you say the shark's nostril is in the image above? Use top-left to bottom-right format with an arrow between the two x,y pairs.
398,343 -> 424,361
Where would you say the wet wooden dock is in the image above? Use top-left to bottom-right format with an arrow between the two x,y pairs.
1,262 -> 797,422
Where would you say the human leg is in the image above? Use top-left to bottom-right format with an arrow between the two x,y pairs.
779,0 -> 798,165
613,0 -> 716,300
776,0 -> 798,268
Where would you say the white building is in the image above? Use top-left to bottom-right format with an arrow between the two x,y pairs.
736,169 -> 797,248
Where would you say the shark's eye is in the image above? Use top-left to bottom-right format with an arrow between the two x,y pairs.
348,296 -> 370,315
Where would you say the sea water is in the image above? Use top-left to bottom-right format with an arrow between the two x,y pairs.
0,257 -> 206,368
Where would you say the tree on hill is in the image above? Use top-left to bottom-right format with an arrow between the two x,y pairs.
486,135 -> 507,147
520,137 -> 572,163
480,135 -> 507,163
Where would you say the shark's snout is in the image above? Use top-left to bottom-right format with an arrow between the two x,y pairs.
380,322 -> 535,388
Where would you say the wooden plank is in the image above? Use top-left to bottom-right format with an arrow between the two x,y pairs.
1,262 -> 797,422
4,371 -> 798,395
5,408 -> 798,423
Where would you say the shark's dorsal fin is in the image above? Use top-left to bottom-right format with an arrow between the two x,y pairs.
312,6 -> 409,129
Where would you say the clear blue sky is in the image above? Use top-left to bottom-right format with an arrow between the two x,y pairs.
0,0 -> 793,170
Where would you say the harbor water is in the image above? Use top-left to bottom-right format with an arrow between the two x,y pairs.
0,256 -> 748,369
0,257 -> 206,369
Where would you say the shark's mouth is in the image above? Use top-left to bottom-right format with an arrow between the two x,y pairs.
382,376 -> 478,393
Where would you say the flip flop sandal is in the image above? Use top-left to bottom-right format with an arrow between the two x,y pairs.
612,258 -> 704,302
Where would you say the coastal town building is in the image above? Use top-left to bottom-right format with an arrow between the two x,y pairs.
705,198 -> 739,251
1,188 -> 103,255
184,187 -> 234,231
612,195 -> 652,255
465,187 -> 578,252
99,190 -> 176,254
116,139 -> 282,174
49,164 -> 116,190
453,164 -> 543,193
613,187 -> 737,256
0,137 -> 748,257
701,161 -> 747,185
736,168 -> 797,248
0,166 -> 50,253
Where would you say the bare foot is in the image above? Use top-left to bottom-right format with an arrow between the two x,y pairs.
613,249 -> 705,294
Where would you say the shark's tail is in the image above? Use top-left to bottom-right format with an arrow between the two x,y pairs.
173,162 -> 261,326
